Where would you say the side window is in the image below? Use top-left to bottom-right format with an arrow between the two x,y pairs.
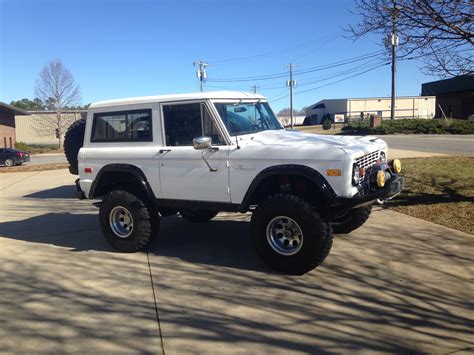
91,109 -> 152,142
162,103 -> 223,146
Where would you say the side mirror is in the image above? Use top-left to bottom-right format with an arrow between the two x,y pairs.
193,136 -> 212,150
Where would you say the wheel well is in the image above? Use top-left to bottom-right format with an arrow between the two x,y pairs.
92,170 -> 152,200
246,173 -> 329,210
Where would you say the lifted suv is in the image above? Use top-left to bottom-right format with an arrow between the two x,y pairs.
67,91 -> 403,275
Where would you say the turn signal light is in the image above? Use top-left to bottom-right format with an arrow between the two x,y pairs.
327,169 -> 342,177
393,159 -> 402,173
84,167 -> 93,174
376,171 -> 386,187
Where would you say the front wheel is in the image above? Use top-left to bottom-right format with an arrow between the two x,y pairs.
99,190 -> 159,252
332,205 -> 372,234
250,194 -> 333,275
4,158 -> 14,167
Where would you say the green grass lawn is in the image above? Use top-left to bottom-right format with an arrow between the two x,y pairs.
386,157 -> 474,234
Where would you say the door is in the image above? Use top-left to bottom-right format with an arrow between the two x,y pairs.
158,101 -> 230,202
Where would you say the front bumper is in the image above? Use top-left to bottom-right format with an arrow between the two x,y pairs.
337,175 -> 404,209
335,158 -> 404,209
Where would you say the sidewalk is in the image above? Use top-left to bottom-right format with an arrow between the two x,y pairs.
389,148 -> 447,159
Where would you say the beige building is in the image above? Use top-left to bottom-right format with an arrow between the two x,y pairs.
15,110 -> 85,145
305,96 -> 436,124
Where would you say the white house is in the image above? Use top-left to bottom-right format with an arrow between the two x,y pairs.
305,96 -> 436,124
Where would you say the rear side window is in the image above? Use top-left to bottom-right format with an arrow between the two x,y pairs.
91,109 -> 152,142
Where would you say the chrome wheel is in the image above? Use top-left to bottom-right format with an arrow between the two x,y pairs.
109,206 -> 134,238
266,216 -> 304,256
4,159 -> 13,167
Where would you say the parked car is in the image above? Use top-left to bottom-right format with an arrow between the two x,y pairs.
0,148 -> 30,167
65,91 -> 403,275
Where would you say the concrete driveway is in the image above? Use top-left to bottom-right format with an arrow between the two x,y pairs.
0,169 -> 472,353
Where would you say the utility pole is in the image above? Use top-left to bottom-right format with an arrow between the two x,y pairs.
251,85 -> 259,94
193,60 -> 208,92
285,63 -> 297,129
390,0 -> 398,120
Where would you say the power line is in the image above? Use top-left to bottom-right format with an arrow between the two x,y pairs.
269,94 -> 289,103
295,62 -> 390,95
207,50 -> 385,83
295,57 -> 386,88
207,34 -> 341,66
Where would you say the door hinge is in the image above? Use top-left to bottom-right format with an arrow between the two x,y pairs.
226,160 -> 230,168
227,187 -> 231,195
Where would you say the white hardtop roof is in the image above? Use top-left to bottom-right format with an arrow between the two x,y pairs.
90,91 -> 266,108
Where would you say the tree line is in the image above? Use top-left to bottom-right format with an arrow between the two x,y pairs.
10,97 -> 89,111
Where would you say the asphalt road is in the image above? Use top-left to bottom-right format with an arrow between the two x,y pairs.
0,169 -> 472,353
29,153 -> 67,165
381,134 -> 474,156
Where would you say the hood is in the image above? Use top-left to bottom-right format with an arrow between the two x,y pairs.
240,129 -> 387,157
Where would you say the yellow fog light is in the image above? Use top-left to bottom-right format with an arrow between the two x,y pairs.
377,171 -> 386,187
393,159 -> 402,173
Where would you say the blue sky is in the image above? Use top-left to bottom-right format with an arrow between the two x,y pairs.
1,0 -> 434,112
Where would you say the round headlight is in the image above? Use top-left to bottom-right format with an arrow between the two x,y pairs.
376,171 -> 386,187
393,159 -> 402,173
379,151 -> 387,163
352,164 -> 360,185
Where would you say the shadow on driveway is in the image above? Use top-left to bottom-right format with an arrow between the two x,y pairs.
1,192 -> 473,352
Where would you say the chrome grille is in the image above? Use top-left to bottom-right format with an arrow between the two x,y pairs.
356,150 -> 381,182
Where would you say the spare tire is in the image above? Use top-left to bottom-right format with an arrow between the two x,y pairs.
64,118 -> 86,175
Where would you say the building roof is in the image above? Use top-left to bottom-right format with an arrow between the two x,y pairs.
0,102 -> 31,115
27,110 -> 87,114
90,91 -> 266,108
421,74 -> 474,96
314,95 -> 435,103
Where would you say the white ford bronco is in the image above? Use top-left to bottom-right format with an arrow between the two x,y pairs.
65,91 -> 403,275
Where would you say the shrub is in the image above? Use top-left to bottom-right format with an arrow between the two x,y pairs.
14,142 -> 62,154
14,141 -> 30,152
341,119 -> 474,135
322,114 -> 333,130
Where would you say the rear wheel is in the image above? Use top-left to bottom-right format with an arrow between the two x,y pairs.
4,158 -> 14,167
99,190 -> 159,252
179,209 -> 218,223
250,193 -> 333,275
332,205 -> 372,234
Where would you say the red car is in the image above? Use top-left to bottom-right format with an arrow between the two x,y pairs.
0,148 -> 30,167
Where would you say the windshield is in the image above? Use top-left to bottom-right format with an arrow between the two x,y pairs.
214,101 -> 283,136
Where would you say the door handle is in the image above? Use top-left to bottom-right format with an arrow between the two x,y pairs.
159,149 -> 171,154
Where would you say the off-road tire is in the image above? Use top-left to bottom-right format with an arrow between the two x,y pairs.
99,190 -> 159,252
332,205 -> 372,234
64,118 -> 86,175
250,193 -> 333,275
4,158 -> 14,167
179,210 -> 218,223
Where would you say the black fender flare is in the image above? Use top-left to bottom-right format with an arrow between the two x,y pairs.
89,164 -> 156,201
238,164 -> 337,212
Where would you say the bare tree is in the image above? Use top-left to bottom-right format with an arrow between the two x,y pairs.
35,59 -> 81,147
349,0 -> 473,78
